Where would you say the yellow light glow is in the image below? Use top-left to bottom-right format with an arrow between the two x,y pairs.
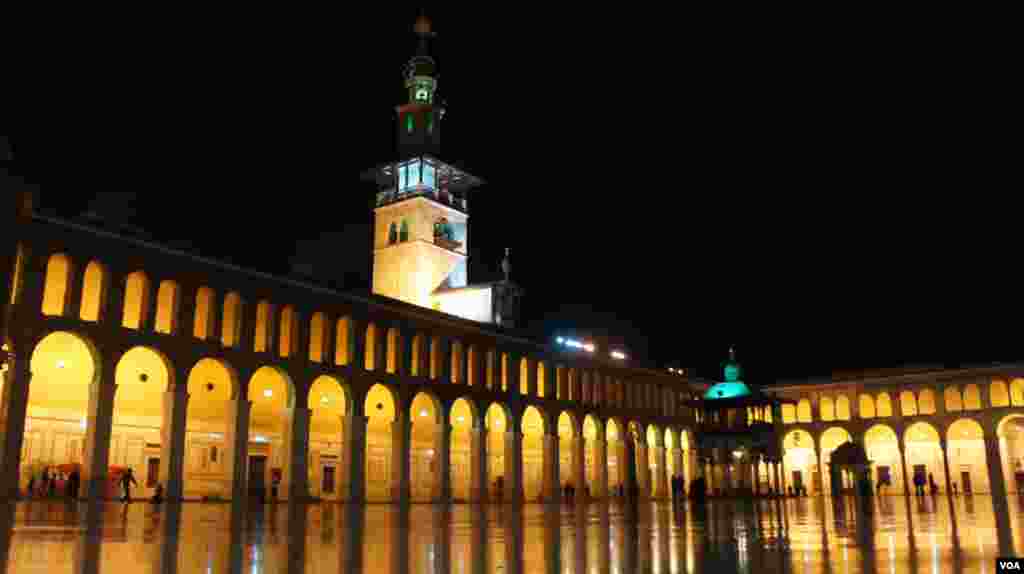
420,409 -> 429,417
56,360 -> 66,369
264,389 -> 273,398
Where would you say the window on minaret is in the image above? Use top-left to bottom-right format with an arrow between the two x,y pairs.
406,113 -> 414,133
388,222 -> 398,245
423,162 -> 435,190
399,220 -> 409,242
427,112 -> 434,134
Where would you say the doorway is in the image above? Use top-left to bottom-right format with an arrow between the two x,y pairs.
146,458 -> 160,488
961,470 -> 973,495
792,470 -> 804,494
322,465 -> 336,496
249,456 -> 267,502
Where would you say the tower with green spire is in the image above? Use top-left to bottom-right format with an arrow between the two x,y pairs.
704,347 -> 753,400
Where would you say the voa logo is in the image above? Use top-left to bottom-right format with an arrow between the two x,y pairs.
998,558 -> 1023,571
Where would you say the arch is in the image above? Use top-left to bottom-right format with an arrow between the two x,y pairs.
122,271 -> 151,330
835,395 -> 851,421
944,386 -> 963,412
79,260 -> 107,322
485,403 -> 510,500
410,391 -> 442,501
113,346 -> 173,421
154,280 -> 181,335
364,323 -> 380,371
308,375 -> 351,427
409,334 -> 425,376
796,398 -> 812,423
605,417 -> 624,492
876,392 -> 894,417
1011,379 -> 1024,407
386,328 -> 401,374
485,349 -> 496,390
307,375 -> 349,501
22,332 -> 101,495
538,362 -> 548,398
858,394 -> 876,418
221,292 -> 243,348
308,312 -> 328,363
193,287 -> 216,340
41,253 -> 73,316
557,411 -> 577,492
500,353 -> 510,392
399,220 -> 409,242
521,406 -> 546,501
335,317 -> 352,366
991,380 -> 1010,408
963,383 -> 982,410
904,421 -> 946,494
899,390 -> 917,416
364,383 -> 398,502
449,397 -> 478,501
946,418 -> 989,494
864,424 -> 902,495
917,388 -> 937,415
467,346 -> 480,387
556,365 -> 566,400
450,340 -> 464,383
782,429 -> 816,494
583,415 -> 602,494
519,358 -> 529,396
819,426 -> 853,494
254,300 -> 275,353
278,306 -> 299,358
247,366 -> 295,433
388,222 -> 398,245
819,396 -> 835,422
781,403 -> 796,424
430,336 -> 443,379
184,357 -> 239,499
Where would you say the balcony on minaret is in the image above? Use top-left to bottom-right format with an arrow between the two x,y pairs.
366,156 -> 480,215
433,218 -> 462,251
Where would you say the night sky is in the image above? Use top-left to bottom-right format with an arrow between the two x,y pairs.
4,9 -> 1017,383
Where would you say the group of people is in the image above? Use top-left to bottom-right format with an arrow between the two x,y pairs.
913,472 -> 940,497
25,466 -> 80,499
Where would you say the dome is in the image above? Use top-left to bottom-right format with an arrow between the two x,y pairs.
703,381 -> 752,400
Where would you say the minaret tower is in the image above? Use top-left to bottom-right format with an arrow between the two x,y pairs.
364,15 -> 485,311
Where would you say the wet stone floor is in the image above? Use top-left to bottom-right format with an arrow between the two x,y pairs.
1,495 -> 1023,573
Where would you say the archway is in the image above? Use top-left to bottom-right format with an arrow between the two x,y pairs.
23,332 -> 99,497
110,347 -> 171,499
864,424 -> 902,495
664,428 -> 676,492
557,412 -> 575,493
450,398 -> 476,501
485,403 -> 508,501
606,418 -> 623,495
646,424 -> 664,497
307,375 -> 349,501
819,427 -> 853,494
628,422 -> 646,495
184,358 -> 236,499
904,422 -> 945,494
583,415 -> 601,497
409,392 -> 440,502
521,406 -> 545,501
782,429 -> 816,495
997,415 -> 1024,494
247,366 -> 293,501
679,429 -> 693,487
946,418 -> 989,494
365,384 -> 397,502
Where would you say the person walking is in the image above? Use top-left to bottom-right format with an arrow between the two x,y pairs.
67,468 -> 80,500
120,468 -> 138,503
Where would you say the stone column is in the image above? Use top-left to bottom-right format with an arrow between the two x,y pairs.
158,384 -> 189,501
432,420 -> 451,502
282,407 -> 311,502
82,378 -> 117,500
543,429 -> 560,503
391,415 -> 411,503
224,399 -> 251,501
470,426 -> 486,502
636,445 -> 650,498
573,436 -> 586,502
813,446 -> 823,496
899,442 -> 911,496
504,424 -> 524,503
654,447 -> 668,499
985,437 -> 1008,501
343,415 -> 367,502
939,439 -> 953,496
595,439 -> 609,498
0,360 -> 30,500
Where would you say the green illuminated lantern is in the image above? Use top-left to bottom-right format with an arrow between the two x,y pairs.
704,347 -> 752,400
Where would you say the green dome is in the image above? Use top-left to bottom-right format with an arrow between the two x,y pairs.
704,381 -> 752,400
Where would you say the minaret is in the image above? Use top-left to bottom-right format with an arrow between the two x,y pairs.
363,15 -> 485,310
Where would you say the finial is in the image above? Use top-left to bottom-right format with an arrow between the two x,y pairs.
728,346 -> 736,361
501,248 -> 511,281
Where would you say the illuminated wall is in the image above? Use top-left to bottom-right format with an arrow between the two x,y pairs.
431,287 -> 493,324
373,198 -> 469,309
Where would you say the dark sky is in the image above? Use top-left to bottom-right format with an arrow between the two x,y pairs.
5,9 -> 1017,383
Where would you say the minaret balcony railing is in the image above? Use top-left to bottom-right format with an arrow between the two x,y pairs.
376,187 -> 467,212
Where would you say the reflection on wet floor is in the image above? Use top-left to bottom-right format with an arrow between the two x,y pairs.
0,494 -> 1021,573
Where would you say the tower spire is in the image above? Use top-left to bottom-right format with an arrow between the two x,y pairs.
502,248 -> 511,282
